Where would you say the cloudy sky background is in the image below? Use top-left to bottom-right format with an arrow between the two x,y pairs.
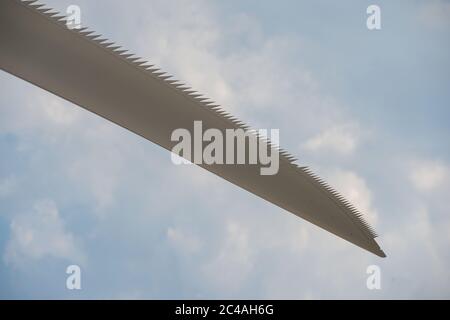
0,0 -> 449,299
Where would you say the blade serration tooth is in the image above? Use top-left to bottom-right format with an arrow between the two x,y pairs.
52,14 -> 66,20
86,34 -> 101,40
36,7 -> 52,13
120,53 -> 134,58
30,4 -> 46,10
44,10 -> 58,16
80,31 -> 94,36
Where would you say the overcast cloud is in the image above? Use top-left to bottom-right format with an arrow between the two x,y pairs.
0,0 -> 449,299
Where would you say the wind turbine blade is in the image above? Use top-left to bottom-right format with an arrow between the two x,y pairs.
0,0 -> 385,257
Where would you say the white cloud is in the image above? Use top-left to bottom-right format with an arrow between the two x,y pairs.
37,92 -> 81,125
66,125 -> 124,214
303,123 -> 361,155
167,226 -> 202,254
382,205 -> 450,297
419,1 -> 450,29
0,176 -> 17,198
410,160 -> 449,192
4,199 -> 84,267
0,81 -> 85,138
202,221 -> 253,293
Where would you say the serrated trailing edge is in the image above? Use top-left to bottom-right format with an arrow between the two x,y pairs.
299,166 -> 378,238
18,0 -> 380,242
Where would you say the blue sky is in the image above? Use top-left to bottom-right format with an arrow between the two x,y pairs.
0,0 -> 449,299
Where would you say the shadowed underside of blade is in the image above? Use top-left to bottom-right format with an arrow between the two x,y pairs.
0,0 -> 386,257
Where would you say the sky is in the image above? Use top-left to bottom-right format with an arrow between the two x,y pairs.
0,0 -> 449,299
